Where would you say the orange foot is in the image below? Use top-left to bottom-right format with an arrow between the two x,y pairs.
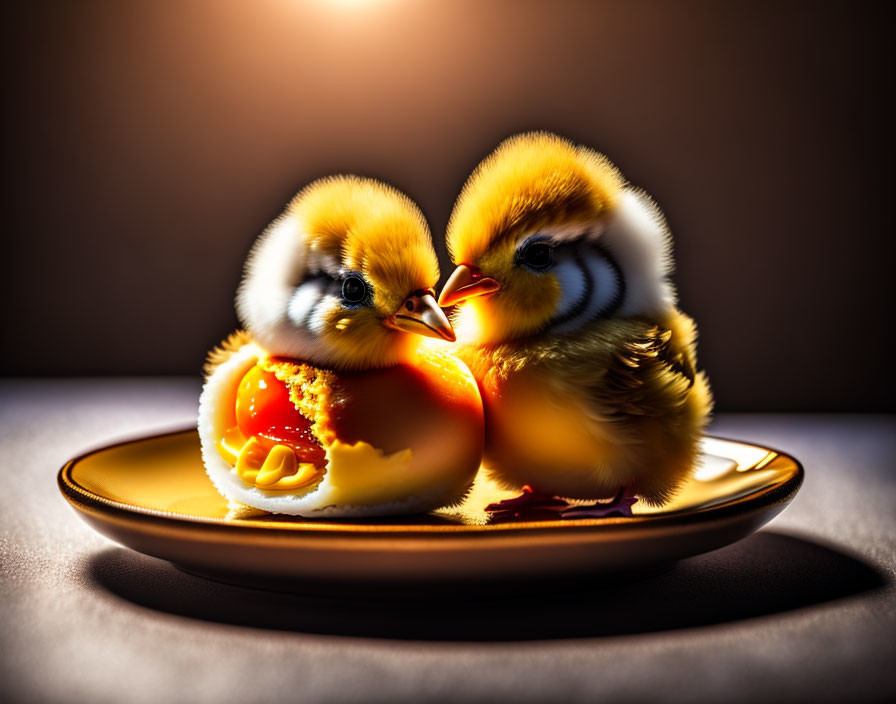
485,485 -> 568,523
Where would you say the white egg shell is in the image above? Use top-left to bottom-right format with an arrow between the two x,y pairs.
198,343 -> 484,517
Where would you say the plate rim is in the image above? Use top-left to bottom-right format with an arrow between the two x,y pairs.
58,426 -> 804,540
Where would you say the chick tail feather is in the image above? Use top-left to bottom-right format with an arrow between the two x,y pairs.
203,329 -> 254,379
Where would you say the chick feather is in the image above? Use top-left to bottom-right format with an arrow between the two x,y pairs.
443,132 -> 713,509
447,131 -> 623,266
199,176 -> 480,517
456,311 -> 710,504
236,175 -> 442,371
203,329 -> 253,378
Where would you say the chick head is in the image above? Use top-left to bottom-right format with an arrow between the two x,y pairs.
237,176 -> 454,370
441,132 -> 677,345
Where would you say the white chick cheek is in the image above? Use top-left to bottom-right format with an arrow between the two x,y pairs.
307,295 -> 341,337
551,252 -> 623,334
551,255 -> 587,321
287,279 -> 327,330
582,254 -> 622,319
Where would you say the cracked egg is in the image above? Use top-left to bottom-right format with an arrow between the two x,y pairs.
198,343 -> 484,517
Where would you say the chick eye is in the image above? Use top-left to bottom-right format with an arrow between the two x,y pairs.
341,275 -> 368,305
521,242 -> 553,271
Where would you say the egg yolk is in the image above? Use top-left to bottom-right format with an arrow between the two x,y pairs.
216,364 -> 329,492
234,365 -> 327,467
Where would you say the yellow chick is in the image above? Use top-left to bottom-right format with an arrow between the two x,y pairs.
236,175 -> 455,368
199,176 -> 484,517
439,133 -> 712,518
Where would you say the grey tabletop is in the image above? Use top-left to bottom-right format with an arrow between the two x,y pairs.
1,378 -> 894,704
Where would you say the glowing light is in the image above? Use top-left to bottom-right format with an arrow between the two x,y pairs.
325,0 -> 378,6
693,454 -> 737,481
453,301 -> 489,345
699,438 -> 775,474
417,336 -> 454,355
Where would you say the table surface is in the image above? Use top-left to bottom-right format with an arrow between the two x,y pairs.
1,378 -> 894,704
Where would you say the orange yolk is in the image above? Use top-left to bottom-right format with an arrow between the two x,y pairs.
235,365 -> 327,467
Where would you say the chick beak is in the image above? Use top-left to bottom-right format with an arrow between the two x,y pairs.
438,264 -> 501,307
385,290 -> 456,342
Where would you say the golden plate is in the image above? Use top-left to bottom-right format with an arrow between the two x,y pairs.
59,429 -> 802,583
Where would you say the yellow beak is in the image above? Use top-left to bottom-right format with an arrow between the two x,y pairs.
437,264 -> 501,307
385,290 -> 456,342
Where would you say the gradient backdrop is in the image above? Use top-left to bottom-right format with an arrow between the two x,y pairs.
2,0 -> 892,411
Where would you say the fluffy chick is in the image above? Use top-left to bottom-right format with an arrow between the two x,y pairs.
439,132 -> 712,517
234,175 -> 454,369
199,176 -> 480,517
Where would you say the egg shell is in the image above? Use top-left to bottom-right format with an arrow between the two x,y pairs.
198,342 -> 484,517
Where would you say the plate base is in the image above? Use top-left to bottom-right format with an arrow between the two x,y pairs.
175,562 -> 679,598
59,429 -> 803,582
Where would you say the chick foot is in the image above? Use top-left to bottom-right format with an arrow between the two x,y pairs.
561,487 -> 638,519
486,485 -> 568,523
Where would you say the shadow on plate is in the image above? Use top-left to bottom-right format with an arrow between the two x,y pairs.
86,530 -> 885,641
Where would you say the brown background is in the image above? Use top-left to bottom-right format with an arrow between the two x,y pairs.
1,0 -> 892,411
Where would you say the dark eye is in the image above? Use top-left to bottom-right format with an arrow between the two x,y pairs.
341,275 -> 368,305
522,242 -> 553,270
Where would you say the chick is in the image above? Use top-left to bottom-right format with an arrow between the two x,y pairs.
199,176 -> 484,517
236,175 -> 455,369
439,133 -> 712,518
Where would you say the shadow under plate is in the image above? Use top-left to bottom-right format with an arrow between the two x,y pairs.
86,530 -> 885,642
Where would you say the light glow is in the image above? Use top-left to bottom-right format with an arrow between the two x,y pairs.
699,438 -> 775,474
322,0 -> 379,7
452,301 -> 489,346
416,336 -> 454,355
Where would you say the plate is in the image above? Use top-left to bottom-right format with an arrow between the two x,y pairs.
59,429 -> 802,583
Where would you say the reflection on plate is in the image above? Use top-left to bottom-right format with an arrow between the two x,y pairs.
59,429 -> 802,583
